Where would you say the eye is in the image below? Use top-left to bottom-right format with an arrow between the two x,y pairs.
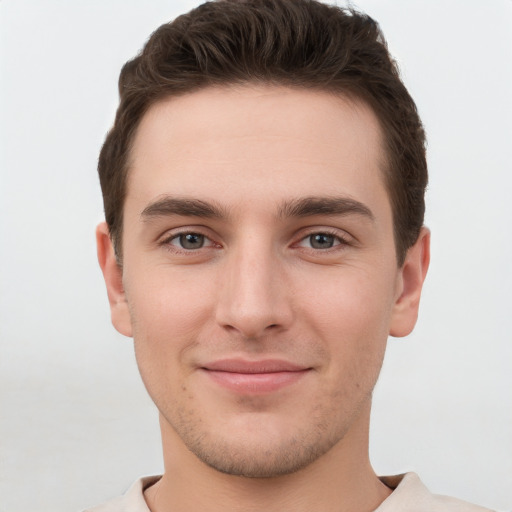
167,232 -> 214,250
297,232 -> 348,250
308,233 -> 337,249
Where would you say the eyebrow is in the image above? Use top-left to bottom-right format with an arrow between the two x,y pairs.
141,197 -> 228,221
140,195 -> 374,222
279,196 -> 374,221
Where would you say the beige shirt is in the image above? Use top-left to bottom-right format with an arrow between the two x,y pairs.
84,473 -> 494,512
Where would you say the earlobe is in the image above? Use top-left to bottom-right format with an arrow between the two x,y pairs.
96,222 -> 133,337
389,227 -> 430,338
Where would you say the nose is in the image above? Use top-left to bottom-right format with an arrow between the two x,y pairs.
215,244 -> 293,339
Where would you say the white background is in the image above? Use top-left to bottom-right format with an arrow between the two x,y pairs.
1,1 -> 511,510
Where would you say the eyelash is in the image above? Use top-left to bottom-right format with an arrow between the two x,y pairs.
159,230 -> 219,253
158,228 -> 351,254
295,229 -> 352,251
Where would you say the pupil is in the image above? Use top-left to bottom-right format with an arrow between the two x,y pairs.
180,233 -> 204,249
310,233 -> 334,249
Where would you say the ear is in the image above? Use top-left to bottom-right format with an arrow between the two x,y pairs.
389,227 -> 430,338
96,222 -> 133,337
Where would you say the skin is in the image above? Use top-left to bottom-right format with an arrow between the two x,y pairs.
97,85 -> 430,512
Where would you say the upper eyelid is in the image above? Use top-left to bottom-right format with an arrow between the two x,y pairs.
159,230 -> 221,254
156,225 -> 354,247
296,232 -> 349,247
294,226 -> 353,241
158,226 -> 216,242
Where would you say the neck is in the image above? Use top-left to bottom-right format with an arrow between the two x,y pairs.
144,403 -> 391,512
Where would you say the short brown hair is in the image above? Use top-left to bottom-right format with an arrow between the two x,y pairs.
98,0 -> 427,265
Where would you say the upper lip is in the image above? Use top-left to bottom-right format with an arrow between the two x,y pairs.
201,359 -> 309,374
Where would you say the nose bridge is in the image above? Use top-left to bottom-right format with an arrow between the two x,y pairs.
215,235 -> 292,338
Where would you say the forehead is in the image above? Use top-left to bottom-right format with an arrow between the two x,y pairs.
127,85 -> 389,217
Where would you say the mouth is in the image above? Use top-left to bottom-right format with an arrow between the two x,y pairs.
200,359 -> 312,394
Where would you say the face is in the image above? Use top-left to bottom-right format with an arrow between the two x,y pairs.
98,85 -> 428,478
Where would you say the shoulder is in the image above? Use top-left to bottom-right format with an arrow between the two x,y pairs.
82,476 -> 161,512
377,473 -> 495,512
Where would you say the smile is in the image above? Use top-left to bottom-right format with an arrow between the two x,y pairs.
200,359 -> 312,394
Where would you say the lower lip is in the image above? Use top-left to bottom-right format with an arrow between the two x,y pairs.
202,369 -> 310,394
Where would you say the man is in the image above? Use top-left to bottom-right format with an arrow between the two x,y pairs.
91,0 -> 493,510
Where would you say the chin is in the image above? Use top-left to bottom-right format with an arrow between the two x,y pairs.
167,408 -> 349,478
191,435 -> 334,478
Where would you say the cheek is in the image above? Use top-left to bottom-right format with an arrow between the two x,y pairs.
299,267 -> 396,337
124,267 -> 218,392
127,278 -> 206,414
126,266 -> 216,340
297,268 -> 394,387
